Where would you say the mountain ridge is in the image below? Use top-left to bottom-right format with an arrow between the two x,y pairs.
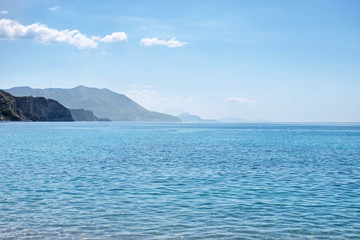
5,86 -> 180,122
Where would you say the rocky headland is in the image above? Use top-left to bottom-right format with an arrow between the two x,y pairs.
69,109 -> 98,121
0,90 -> 74,121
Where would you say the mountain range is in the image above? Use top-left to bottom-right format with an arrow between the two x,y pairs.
5,86 -> 180,122
176,112 -> 270,123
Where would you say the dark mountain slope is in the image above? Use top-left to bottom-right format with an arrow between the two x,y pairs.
0,90 -> 73,121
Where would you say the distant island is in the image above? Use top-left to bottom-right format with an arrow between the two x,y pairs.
5,86 -> 180,122
177,112 -> 218,123
176,112 -> 269,123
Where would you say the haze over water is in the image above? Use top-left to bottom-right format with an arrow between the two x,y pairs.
1,122 -> 359,239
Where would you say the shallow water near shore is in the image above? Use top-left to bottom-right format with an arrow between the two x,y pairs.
1,122 -> 360,239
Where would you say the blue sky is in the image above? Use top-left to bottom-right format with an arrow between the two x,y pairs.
1,0 -> 360,121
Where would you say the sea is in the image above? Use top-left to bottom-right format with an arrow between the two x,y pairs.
0,122 -> 359,239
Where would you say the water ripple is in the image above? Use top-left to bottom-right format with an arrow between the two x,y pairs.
0,122 -> 360,239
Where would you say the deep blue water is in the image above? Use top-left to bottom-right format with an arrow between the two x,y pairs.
1,122 -> 360,239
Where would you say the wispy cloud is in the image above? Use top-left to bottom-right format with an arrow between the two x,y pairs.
190,96 -> 200,102
1,10 -> 8,14
224,97 -> 253,103
0,19 -> 127,49
140,37 -> 187,48
49,6 -> 59,11
126,89 -> 168,101
125,84 -> 202,114
129,83 -> 153,89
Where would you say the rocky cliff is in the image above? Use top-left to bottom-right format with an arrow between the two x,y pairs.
0,90 -> 73,121
69,109 -> 98,121
0,90 -> 27,121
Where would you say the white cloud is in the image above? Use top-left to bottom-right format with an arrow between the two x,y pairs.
49,6 -> 59,11
224,97 -> 253,103
0,19 -> 127,49
139,37 -> 187,48
1,10 -> 8,14
98,32 -> 127,42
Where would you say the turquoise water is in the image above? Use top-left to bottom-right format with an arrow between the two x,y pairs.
1,122 -> 360,239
